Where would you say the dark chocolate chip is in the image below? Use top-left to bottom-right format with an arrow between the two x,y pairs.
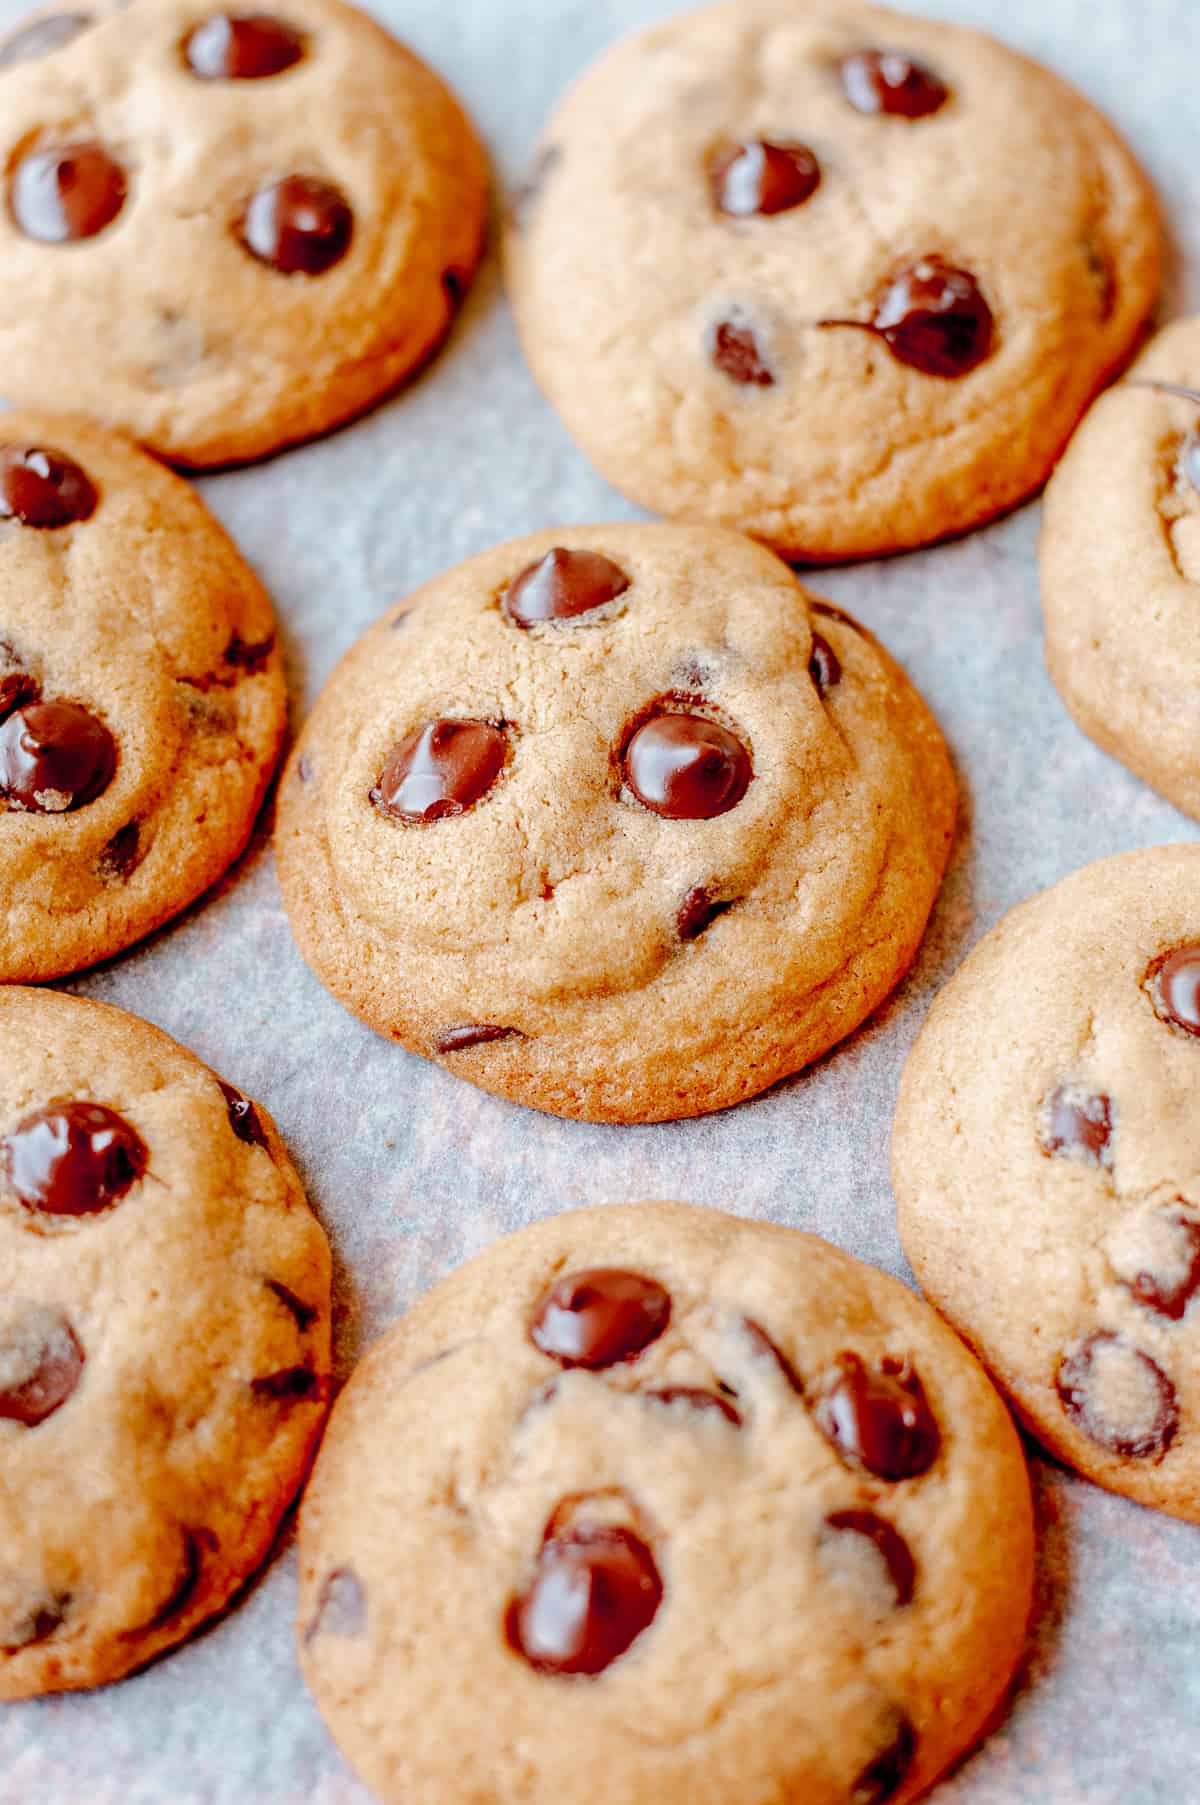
0,699 -> 117,811
441,265 -> 467,307
99,820 -> 141,881
3,1102 -> 147,1217
624,712 -> 751,819
709,317 -> 775,386
506,1522 -> 662,1676
10,141 -> 126,243
822,258 -> 993,377
184,12 -> 304,78
1041,1085 -> 1112,1166
0,1304 -> 84,1425
809,632 -> 842,694
1056,1331 -> 1178,1459
644,1386 -> 741,1427
371,718 -> 508,824
0,10 -> 91,66
841,49 -> 948,118
742,1317 -> 806,1393
435,1024 -> 520,1054
530,1269 -> 670,1370
852,1714 -> 917,1805
265,1277 -> 319,1332
225,630 -> 275,673
239,174 -> 352,275
709,139 -> 820,216
512,143 -> 562,228
0,445 -> 97,527
813,1352 -> 940,1480
1114,1205 -> 1200,1321
217,1078 -> 268,1151
1148,944 -> 1200,1036
822,1509 -> 915,1607
676,884 -> 731,941
305,1564 -> 366,1642
502,547 -> 630,628
251,1363 -> 325,1402
0,672 -> 39,722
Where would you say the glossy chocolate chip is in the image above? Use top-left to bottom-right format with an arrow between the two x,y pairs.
217,1079 -> 268,1151
709,139 -> 820,216
0,1303 -> 83,1426
823,1510 -> 915,1607
841,49 -> 948,118
709,317 -> 775,386
809,632 -> 842,694
435,1024 -> 520,1054
10,142 -> 126,243
0,672 -> 37,722
530,1268 -> 670,1369
1041,1085 -> 1112,1166
184,12 -> 304,78
0,444 -> 97,528
240,174 -> 352,275
265,1277 -> 318,1331
0,699 -> 117,811
305,1565 -> 367,1642
644,1386 -> 742,1427
1056,1331 -> 1178,1459
813,1353 -> 940,1480
3,1101 -> 147,1217
676,885 -> 731,941
624,713 -> 751,819
852,1715 -> 917,1805
0,11 -> 91,65
870,259 -> 993,376
371,719 -> 508,824
506,1522 -> 662,1676
1149,944 -> 1200,1035
502,547 -> 630,628
1113,1206 -> 1200,1321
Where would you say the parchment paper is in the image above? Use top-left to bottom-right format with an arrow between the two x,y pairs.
1,0 -> 1198,1798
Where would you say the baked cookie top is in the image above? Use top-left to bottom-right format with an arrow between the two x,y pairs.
0,986 -> 331,1696
298,1200 -> 1033,1805
0,411 -> 285,981
275,523 -> 956,1123
0,0 -> 488,465
506,0 -> 1161,561
894,845 -> 1200,1522
1042,317 -> 1200,821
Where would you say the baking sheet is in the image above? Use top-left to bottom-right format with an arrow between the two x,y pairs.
2,0 -> 1199,1798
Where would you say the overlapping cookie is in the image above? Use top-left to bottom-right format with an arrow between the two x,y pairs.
507,0 -> 1161,560
276,523 -> 956,1123
0,0 -> 488,464
298,1201 -> 1033,1805
0,987 -> 331,1695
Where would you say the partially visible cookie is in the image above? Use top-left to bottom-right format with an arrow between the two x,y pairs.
0,411 -> 286,981
1042,318 -> 1200,820
506,0 -> 1161,561
298,1200 -> 1033,1805
894,845 -> 1200,1522
0,987 -> 331,1696
275,523 -> 956,1123
0,0 -> 488,465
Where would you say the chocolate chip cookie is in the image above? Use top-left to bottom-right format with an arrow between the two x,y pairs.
0,0 -> 487,465
0,986 -> 331,1695
0,412 -> 286,981
275,523 -> 956,1123
506,0 -> 1162,561
1041,317 -> 1200,820
893,845 -> 1200,1521
298,1200 -> 1033,1805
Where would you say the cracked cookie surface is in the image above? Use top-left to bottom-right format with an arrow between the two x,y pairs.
505,0 -> 1161,561
0,986 -> 331,1696
298,1200 -> 1032,1805
0,0 -> 487,465
0,411 -> 286,980
1041,317 -> 1200,821
894,846 -> 1200,1521
275,522 -> 956,1124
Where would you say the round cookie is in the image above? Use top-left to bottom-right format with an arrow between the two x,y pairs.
0,411 -> 286,981
0,0 -> 487,466
275,523 -> 956,1124
298,1200 -> 1033,1805
1041,317 -> 1200,820
505,0 -> 1162,562
894,845 -> 1200,1523
0,986 -> 331,1695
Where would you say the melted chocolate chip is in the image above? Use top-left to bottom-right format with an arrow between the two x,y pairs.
530,1268 -> 670,1369
624,712 -> 751,819
506,1522 -> 662,1676
252,1363 -> 324,1401
0,11 -> 91,65
371,718 -> 508,824
644,1386 -> 742,1426
822,1510 -> 915,1607
823,259 -> 993,377
184,12 -> 304,78
217,1079 -> 268,1151
841,49 -> 948,118
852,1715 -> 917,1805
813,1353 -> 940,1480
676,885 -> 731,941
502,547 -> 630,628
1148,944 -> 1200,1036
1041,1085 -> 1112,1166
809,632 -> 842,694
99,820 -> 141,881
10,141 -> 126,243
3,1102 -> 147,1217
1056,1332 -> 1178,1459
435,1024 -> 520,1054
240,174 -> 352,275
0,672 -> 38,721
709,139 -> 820,216
0,445 -> 96,528
265,1277 -> 318,1331
742,1317 -> 806,1393
0,1304 -> 83,1425
305,1564 -> 366,1642
1115,1206 -> 1200,1320
709,317 -> 775,386
0,698 -> 116,812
